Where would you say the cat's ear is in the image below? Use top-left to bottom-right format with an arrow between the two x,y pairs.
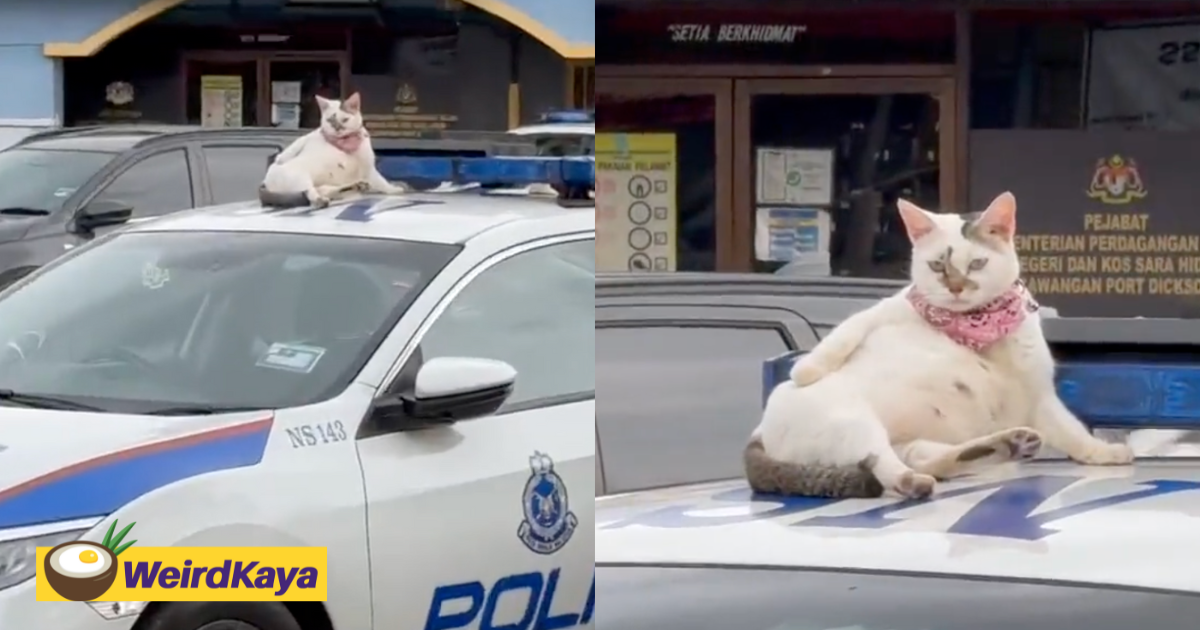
342,92 -> 361,113
897,199 -> 937,243
976,191 -> 1018,242
315,95 -> 332,111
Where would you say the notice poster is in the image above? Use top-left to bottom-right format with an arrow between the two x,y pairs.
595,133 -> 677,272
754,206 -> 830,262
755,147 -> 834,206
200,76 -> 244,128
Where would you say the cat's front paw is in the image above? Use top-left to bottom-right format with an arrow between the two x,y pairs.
1071,441 -> 1134,466
790,359 -> 831,387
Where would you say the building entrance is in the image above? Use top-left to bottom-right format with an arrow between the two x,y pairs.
184,52 -> 347,128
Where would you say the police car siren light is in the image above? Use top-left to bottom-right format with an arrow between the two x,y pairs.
376,156 -> 594,190
539,110 -> 595,124
762,352 -> 1200,429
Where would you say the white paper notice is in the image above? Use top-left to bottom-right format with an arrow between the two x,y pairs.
755,147 -> 835,206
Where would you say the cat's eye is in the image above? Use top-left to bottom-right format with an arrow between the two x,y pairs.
927,261 -> 946,273
968,258 -> 988,271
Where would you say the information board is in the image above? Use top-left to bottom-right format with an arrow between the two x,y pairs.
595,133 -> 677,272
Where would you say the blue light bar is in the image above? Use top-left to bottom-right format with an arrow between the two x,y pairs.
540,110 -> 594,124
375,156 -> 594,189
760,352 -> 1200,428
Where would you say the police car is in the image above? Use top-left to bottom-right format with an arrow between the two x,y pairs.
597,340 -> 1200,628
0,157 -> 595,630
509,111 -> 594,157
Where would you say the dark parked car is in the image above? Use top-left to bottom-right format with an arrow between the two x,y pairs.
0,125 -> 537,286
595,272 -> 906,496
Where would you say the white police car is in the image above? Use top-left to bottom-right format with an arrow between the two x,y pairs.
0,157 -> 595,630
597,461 -> 1200,629
509,111 -> 593,158
598,347 -> 1200,628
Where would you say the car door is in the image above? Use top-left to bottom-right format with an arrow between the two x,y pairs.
68,148 -> 195,248
198,143 -> 286,205
357,236 -> 594,630
595,304 -> 817,495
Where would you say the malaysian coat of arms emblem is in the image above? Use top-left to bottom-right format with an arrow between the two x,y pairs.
518,452 -> 578,555
1087,154 -> 1148,205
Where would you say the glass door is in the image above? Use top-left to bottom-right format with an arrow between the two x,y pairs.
595,77 -> 732,272
267,59 -> 343,129
734,77 -> 956,277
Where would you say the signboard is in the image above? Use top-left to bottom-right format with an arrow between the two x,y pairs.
667,23 -> 806,44
1086,23 -> 1200,130
595,133 -> 677,272
200,76 -> 243,128
970,130 -> 1200,317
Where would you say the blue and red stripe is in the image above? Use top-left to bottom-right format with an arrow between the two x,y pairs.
0,417 -> 274,530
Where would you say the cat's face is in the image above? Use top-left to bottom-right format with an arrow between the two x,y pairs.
898,192 -> 1021,311
315,93 -> 364,137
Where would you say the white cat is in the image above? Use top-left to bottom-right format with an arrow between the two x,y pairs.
745,192 -> 1134,499
259,93 -> 404,208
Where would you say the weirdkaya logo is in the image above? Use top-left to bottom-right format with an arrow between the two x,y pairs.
42,519 -> 137,601
1087,154 -> 1148,204
37,521 -> 327,602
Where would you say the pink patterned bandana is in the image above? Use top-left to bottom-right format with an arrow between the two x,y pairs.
323,130 -> 364,154
906,282 -> 1039,352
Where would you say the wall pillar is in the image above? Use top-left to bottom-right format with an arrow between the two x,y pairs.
0,44 -> 62,148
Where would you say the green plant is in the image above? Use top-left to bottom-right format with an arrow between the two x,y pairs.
100,520 -> 137,556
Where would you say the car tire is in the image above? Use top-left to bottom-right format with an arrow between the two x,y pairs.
139,602 -> 303,630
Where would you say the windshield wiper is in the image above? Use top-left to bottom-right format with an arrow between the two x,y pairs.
141,405 -> 266,416
0,207 -> 51,216
0,389 -> 104,411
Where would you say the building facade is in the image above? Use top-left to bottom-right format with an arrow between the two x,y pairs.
596,0 -> 1200,317
0,0 -> 594,146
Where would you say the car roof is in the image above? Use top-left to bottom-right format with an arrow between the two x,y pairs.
127,193 -> 592,244
597,461 -> 1200,592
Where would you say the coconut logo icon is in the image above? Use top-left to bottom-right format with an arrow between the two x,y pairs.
44,520 -> 136,601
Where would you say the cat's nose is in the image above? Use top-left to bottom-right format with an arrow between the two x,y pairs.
947,284 -> 965,295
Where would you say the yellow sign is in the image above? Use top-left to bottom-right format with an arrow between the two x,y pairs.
37,545 -> 327,602
1087,154 -> 1147,204
595,133 -> 678,272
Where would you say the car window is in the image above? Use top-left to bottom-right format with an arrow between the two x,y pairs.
204,145 -> 280,204
596,325 -> 790,494
0,148 -> 115,214
93,149 -> 193,217
417,238 -> 595,409
534,135 -> 594,157
0,231 -> 458,413
598,565 -> 1200,630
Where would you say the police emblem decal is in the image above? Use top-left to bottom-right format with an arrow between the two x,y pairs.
518,452 -> 578,555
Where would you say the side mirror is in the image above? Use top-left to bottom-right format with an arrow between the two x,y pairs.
369,357 -> 516,432
75,199 -> 134,232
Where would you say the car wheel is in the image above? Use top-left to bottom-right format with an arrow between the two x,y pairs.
139,602 -> 302,630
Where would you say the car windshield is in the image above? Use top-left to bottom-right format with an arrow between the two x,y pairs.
0,148 -> 115,214
598,565 -> 1200,630
0,230 -> 458,414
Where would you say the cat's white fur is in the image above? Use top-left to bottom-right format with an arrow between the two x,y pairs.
261,93 -> 404,207
751,192 -> 1133,498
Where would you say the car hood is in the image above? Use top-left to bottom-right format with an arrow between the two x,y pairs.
0,409 -> 274,531
0,217 -> 37,243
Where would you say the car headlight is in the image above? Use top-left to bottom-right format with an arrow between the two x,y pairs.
0,529 -> 88,591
